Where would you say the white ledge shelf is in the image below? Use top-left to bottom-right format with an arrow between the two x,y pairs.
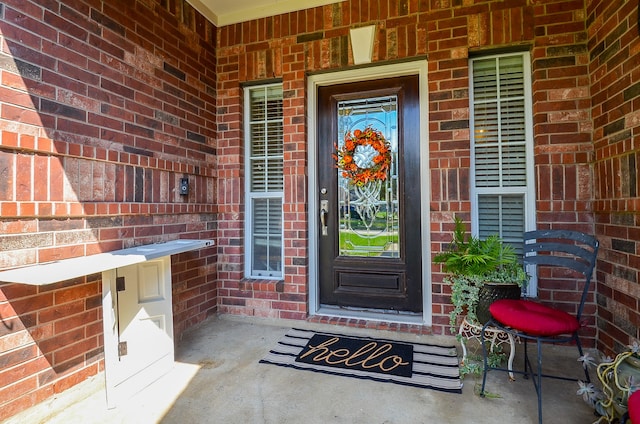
0,239 -> 214,286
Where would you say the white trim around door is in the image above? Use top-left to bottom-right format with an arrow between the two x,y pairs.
307,60 -> 431,325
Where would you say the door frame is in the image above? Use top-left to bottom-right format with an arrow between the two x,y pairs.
307,59 -> 431,325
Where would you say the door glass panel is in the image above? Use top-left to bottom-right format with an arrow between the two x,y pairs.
336,96 -> 399,258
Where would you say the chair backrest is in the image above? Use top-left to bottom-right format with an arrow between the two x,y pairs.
523,229 -> 599,319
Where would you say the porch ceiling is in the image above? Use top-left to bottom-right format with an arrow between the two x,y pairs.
187,0 -> 345,26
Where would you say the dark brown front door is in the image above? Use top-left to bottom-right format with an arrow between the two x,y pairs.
317,75 -> 422,312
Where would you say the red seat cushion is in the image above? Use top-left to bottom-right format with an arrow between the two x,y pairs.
629,390 -> 640,424
489,299 -> 580,336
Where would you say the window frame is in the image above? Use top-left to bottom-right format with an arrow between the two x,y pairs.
243,83 -> 284,280
469,51 -> 537,296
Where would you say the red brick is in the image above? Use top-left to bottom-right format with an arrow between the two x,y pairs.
53,310 -> 99,334
0,356 -> 50,387
0,87 -> 36,109
38,299 -> 85,323
10,292 -> 53,315
52,362 -> 100,394
0,384 -> 54,421
38,244 -> 84,262
54,283 -> 99,304
37,327 -> 85,355
0,344 -> 38,369
0,376 -> 38,408
15,154 -> 32,201
53,337 -> 98,366
33,155 -> 49,201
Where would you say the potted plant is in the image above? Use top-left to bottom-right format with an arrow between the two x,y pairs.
589,343 -> 640,421
434,216 -> 528,332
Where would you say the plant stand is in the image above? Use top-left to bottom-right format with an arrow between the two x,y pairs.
458,316 -> 517,380
594,351 -> 640,423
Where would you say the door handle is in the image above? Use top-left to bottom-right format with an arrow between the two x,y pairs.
320,200 -> 329,236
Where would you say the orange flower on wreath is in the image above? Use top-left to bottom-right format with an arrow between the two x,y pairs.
333,125 -> 392,186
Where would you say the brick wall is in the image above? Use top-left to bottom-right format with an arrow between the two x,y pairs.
0,276 -> 102,419
588,0 -> 640,356
528,0 -> 597,341
0,0 -> 217,419
215,0 -> 596,338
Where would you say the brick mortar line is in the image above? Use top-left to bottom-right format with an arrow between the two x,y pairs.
0,142 -> 216,178
0,202 -> 218,219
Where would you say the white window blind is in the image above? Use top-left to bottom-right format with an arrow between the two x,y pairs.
470,52 -> 535,287
477,194 -> 525,256
245,84 -> 283,278
473,56 -> 527,189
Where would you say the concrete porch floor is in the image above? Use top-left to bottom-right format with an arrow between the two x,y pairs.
5,315 -> 598,424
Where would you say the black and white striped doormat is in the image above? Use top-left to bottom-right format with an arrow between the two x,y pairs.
260,328 -> 462,393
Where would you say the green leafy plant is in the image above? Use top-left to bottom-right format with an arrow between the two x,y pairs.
435,216 -> 528,331
460,344 -> 506,379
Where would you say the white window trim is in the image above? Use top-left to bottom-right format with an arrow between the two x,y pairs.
469,51 -> 537,297
243,83 -> 284,280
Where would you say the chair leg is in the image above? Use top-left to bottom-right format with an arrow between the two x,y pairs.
621,412 -> 629,424
535,339 -> 543,424
480,323 -> 489,397
523,339 -> 530,379
575,335 -> 590,383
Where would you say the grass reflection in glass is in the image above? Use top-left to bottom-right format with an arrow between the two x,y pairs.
339,230 -> 399,257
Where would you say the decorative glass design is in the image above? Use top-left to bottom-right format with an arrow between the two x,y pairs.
336,96 -> 399,258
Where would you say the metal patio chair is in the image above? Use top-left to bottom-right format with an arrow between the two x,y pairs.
480,229 -> 599,424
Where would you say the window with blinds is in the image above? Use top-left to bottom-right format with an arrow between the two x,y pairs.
245,84 -> 283,278
470,52 -> 534,264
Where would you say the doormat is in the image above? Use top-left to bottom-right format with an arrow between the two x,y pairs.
260,328 -> 462,393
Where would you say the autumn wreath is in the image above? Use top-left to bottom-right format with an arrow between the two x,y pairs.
334,126 -> 392,186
